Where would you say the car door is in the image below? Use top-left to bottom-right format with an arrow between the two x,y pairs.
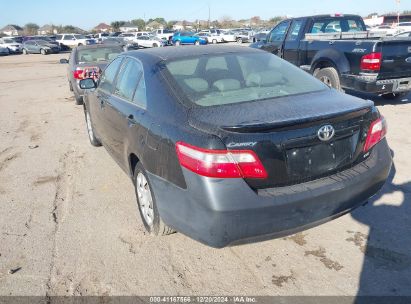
101,57 -> 145,166
283,19 -> 304,65
88,56 -> 124,146
261,20 -> 291,56
63,34 -> 75,47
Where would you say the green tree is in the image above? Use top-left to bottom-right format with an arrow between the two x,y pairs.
111,21 -> 126,31
131,19 -> 146,31
24,23 -> 39,35
268,16 -> 284,26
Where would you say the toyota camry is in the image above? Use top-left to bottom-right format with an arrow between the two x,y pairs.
79,46 -> 392,248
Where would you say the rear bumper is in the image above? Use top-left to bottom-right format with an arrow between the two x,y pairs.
342,74 -> 411,94
149,140 -> 392,248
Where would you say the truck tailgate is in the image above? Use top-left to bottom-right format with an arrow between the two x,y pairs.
379,39 -> 411,79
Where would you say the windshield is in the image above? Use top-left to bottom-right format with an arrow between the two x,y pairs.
3,39 -> 15,43
76,47 -> 122,63
165,52 -> 327,107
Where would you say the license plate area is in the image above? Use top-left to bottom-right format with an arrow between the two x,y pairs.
286,133 -> 359,180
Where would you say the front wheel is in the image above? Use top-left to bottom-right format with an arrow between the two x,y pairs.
40,49 -> 47,55
313,67 -> 342,91
212,39 -> 217,44
134,163 -> 175,236
175,40 -> 181,46
84,107 -> 101,147
78,43 -> 83,46
152,43 -> 158,48
22,48 -> 28,55
236,38 -> 243,44
381,92 -> 408,100
194,40 -> 200,46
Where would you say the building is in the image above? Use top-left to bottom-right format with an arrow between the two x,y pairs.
364,14 -> 411,27
172,21 -> 194,31
93,23 -> 112,33
119,22 -> 139,32
145,21 -> 164,31
37,24 -> 57,35
1,24 -> 23,36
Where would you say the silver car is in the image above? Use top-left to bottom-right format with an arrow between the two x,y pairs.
0,37 -> 22,54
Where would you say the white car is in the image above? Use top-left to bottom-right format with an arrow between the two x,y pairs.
369,25 -> 400,36
197,30 -> 223,43
151,29 -> 175,41
397,22 -> 411,33
136,35 -> 165,48
0,37 -> 22,53
55,34 -> 96,48
221,30 -> 237,42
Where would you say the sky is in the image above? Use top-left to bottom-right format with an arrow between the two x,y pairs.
0,0 -> 408,30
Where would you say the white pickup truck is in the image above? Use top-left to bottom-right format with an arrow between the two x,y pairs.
151,29 -> 175,42
55,34 -> 96,48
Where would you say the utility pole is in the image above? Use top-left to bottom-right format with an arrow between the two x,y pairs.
396,0 -> 400,25
208,3 -> 211,28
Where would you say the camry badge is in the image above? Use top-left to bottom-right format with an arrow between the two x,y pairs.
318,125 -> 335,142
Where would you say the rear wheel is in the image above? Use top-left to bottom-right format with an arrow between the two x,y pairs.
74,92 -> 83,105
69,81 -> 73,92
212,39 -> 217,44
313,67 -> 342,91
134,163 -> 175,236
194,40 -> 200,46
40,49 -> 46,55
175,40 -> 181,46
22,48 -> 28,55
152,43 -> 158,48
382,92 -> 408,100
84,107 -> 101,147
236,38 -> 243,44
78,43 -> 83,46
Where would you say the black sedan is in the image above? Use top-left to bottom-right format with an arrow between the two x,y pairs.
79,46 -> 392,247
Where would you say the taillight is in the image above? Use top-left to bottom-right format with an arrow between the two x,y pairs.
363,117 -> 387,152
361,52 -> 382,71
73,68 -> 84,80
175,142 -> 268,179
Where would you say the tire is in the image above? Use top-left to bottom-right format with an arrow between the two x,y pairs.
78,43 -> 83,46
84,106 -> 101,147
236,38 -> 243,44
194,40 -> 200,46
74,93 -> 83,105
382,92 -> 408,100
212,39 -> 217,44
152,43 -> 158,48
22,48 -> 28,55
134,163 -> 175,236
313,67 -> 342,91
40,49 -> 46,55
175,40 -> 181,46
69,81 -> 73,92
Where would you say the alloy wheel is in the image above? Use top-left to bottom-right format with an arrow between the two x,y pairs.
136,173 -> 154,227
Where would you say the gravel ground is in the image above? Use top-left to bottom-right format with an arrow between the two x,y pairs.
0,52 -> 410,296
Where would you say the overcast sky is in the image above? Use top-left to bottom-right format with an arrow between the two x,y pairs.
1,0 -> 407,29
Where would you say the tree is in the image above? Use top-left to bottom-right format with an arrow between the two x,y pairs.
250,16 -> 261,26
24,23 -> 39,35
111,21 -> 126,31
268,16 -> 284,26
219,15 -> 234,28
131,19 -> 146,30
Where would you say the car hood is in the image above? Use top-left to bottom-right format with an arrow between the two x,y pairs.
188,89 -> 374,133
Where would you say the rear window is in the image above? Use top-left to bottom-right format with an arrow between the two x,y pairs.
310,18 -> 365,33
76,47 -> 122,63
165,52 -> 327,107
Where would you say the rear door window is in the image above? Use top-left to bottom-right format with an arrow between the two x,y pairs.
98,57 -> 123,93
114,58 -> 143,102
286,20 -> 303,41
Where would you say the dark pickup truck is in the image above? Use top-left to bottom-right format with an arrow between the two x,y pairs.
251,14 -> 411,99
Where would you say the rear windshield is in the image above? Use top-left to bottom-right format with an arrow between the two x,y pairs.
76,47 -> 122,63
165,52 -> 327,107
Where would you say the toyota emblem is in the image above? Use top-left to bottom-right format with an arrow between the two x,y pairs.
318,125 -> 335,142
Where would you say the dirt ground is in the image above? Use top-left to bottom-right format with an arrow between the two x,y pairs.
0,53 -> 410,296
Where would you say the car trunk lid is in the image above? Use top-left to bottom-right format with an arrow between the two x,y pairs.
188,90 -> 374,189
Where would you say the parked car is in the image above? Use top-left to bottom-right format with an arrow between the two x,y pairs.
0,37 -> 22,53
235,30 -> 252,43
56,34 -> 96,48
101,37 -> 139,51
369,25 -> 400,36
136,35 -> 165,48
109,32 -> 122,37
94,32 -> 110,43
394,31 -> 411,38
23,36 -> 61,49
197,31 -> 223,44
152,29 -> 175,41
172,32 -> 207,46
396,22 -> 411,33
61,44 -> 123,104
252,14 -> 411,100
22,40 -> 60,55
0,46 -> 9,56
252,32 -> 268,43
79,46 -> 392,248
220,30 -> 237,42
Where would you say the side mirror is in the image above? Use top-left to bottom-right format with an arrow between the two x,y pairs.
60,58 -> 69,64
79,78 -> 96,90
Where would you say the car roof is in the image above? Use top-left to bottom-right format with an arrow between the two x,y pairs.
125,45 -> 262,62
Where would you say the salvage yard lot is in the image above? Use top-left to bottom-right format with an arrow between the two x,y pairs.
0,52 -> 410,296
